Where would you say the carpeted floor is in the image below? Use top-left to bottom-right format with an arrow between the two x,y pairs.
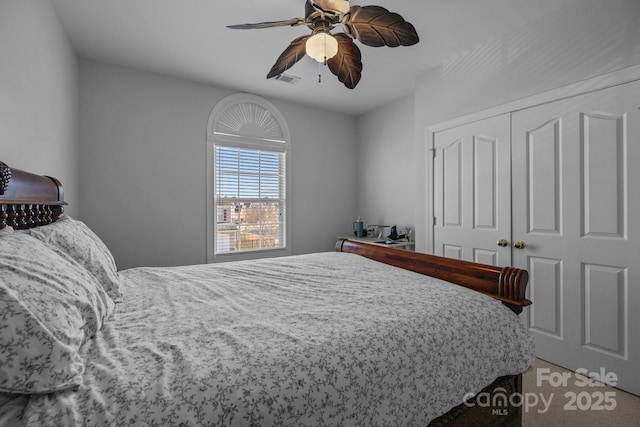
522,358 -> 640,426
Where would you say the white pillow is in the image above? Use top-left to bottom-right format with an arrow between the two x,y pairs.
0,231 -> 115,394
24,215 -> 123,303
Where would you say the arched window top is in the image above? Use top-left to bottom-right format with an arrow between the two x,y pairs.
207,93 -> 290,144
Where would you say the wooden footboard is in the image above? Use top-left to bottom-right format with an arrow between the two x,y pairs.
335,238 -> 531,314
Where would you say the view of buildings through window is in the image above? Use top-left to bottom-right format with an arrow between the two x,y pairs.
215,145 -> 286,254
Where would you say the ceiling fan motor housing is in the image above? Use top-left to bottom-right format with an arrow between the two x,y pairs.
308,0 -> 350,18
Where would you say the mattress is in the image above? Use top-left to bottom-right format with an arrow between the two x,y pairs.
16,252 -> 534,426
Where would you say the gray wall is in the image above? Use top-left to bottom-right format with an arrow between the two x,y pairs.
356,95 -> 415,235
0,0 -> 79,217
78,60 -> 357,269
356,0 -> 640,253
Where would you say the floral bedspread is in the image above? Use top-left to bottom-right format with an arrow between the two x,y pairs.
14,252 -> 534,426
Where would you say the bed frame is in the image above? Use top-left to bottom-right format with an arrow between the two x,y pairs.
1,161 -> 531,426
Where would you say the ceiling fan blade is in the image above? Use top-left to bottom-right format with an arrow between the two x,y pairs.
342,5 -> 419,47
327,33 -> 362,89
227,18 -> 305,30
267,35 -> 311,79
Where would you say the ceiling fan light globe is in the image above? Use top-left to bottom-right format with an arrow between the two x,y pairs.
306,33 -> 339,62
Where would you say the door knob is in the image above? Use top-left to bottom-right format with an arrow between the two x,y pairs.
497,239 -> 508,247
513,240 -> 526,249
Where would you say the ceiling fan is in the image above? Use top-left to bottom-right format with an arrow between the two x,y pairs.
227,0 -> 419,89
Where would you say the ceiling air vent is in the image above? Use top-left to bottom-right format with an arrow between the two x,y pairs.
274,73 -> 301,84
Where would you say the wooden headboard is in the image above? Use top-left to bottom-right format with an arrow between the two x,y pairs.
336,238 -> 531,314
0,161 -> 66,230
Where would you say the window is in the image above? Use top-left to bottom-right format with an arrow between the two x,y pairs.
207,94 -> 291,261
214,145 -> 286,254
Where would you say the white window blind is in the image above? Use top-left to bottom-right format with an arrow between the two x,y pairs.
214,144 -> 286,254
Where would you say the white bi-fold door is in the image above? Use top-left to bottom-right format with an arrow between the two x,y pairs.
432,80 -> 640,395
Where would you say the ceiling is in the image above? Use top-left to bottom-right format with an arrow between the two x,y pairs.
50,0 -> 576,116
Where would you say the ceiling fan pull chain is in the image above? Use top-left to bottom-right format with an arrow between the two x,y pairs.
321,32 -> 327,83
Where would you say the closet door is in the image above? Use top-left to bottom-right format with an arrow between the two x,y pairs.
512,80 -> 640,395
433,113 -> 511,266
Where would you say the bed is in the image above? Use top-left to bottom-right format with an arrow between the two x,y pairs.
0,161 -> 534,426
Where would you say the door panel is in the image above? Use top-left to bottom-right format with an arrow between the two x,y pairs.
583,263 -> 626,357
473,248 -> 498,266
474,136 -> 498,230
442,140 -> 463,228
583,111 -> 626,238
443,244 -> 463,260
528,256 -> 562,338
512,80 -> 640,395
433,113 -> 511,265
526,118 -> 561,235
